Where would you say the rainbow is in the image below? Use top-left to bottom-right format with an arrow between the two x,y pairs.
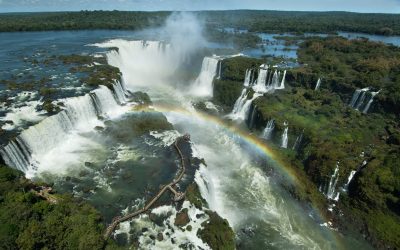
147,104 -> 300,183
133,103 -> 344,248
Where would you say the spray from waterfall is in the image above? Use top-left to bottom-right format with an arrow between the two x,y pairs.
281,122 -> 289,149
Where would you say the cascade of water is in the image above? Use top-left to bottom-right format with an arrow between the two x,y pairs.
292,130 -> 304,150
217,60 -> 222,80
253,65 -> 268,93
0,84 -> 124,172
349,87 -> 370,109
244,69 -> 253,87
315,78 -> 321,90
248,104 -> 257,128
349,89 -> 362,107
342,170 -> 357,192
231,89 -> 248,114
281,122 -> 289,148
277,70 -> 286,90
262,119 -> 275,140
112,80 -> 129,104
355,90 -> 369,110
91,85 -> 120,117
362,90 -> 380,114
190,57 -> 220,97
326,163 -> 340,201
228,92 -> 262,121
271,70 -> 280,89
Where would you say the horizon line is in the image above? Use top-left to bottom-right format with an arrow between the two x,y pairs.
0,9 -> 399,15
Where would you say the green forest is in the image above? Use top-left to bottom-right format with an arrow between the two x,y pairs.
212,36 -> 400,249
0,10 -> 399,36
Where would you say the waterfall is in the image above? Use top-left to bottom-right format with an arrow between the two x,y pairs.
231,89 -> 248,114
349,87 -> 369,109
91,86 -> 120,117
253,65 -> 268,93
252,64 -> 286,93
190,57 -> 220,97
355,90 -> 368,110
217,60 -> 222,80
270,70 -> 280,90
244,69 -> 253,87
349,89 -> 362,108
262,119 -> 275,140
362,90 -> 380,114
315,78 -> 321,90
0,84 -> 124,173
342,170 -> 357,192
326,163 -> 340,201
277,70 -> 286,90
292,130 -> 304,150
228,93 -> 262,121
112,80 -> 129,104
248,105 -> 257,129
281,122 -> 289,149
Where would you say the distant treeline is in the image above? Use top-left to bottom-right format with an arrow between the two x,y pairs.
199,10 -> 400,35
0,10 -> 399,35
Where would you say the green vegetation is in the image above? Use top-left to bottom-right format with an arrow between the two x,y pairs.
0,11 -> 168,32
104,110 -> 173,143
213,57 -> 263,109
0,165 -> 106,250
213,36 -> 400,248
199,10 -> 400,35
296,36 -> 400,117
198,211 -> 236,250
185,183 -> 206,209
62,54 -> 122,89
1,11 -> 399,36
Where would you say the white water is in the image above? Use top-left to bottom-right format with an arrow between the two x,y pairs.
349,87 -> 370,110
252,65 -> 286,94
362,90 -> 380,114
326,163 -> 340,201
292,131 -> 304,150
281,122 -> 289,149
98,37 -> 339,249
253,65 -> 269,93
0,100 -> 46,131
262,119 -> 275,140
190,57 -> 219,97
315,78 -> 321,91
244,69 -> 253,87
217,60 -> 222,80
0,85 -> 128,175
343,170 -> 357,192
228,91 -> 262,121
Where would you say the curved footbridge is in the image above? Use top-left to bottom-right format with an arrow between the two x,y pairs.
104,134 -> 191,239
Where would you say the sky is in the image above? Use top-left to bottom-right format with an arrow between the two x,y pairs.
0,0 -> 399,13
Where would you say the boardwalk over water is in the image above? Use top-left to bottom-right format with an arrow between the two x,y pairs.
104,135 -> 189,239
